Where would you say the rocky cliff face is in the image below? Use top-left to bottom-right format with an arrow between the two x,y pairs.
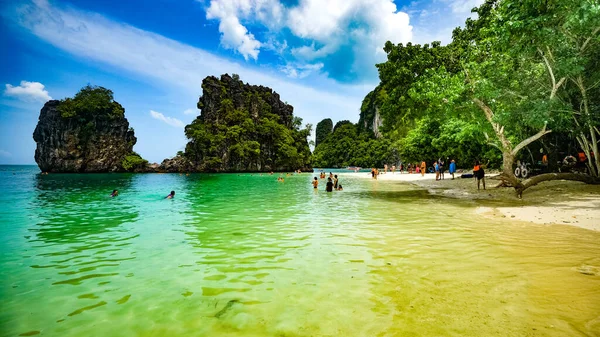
183,74 -> 312,172
33,100 -> 137,172
359,87 -> 384,138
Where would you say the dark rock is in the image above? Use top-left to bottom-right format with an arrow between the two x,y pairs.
158,155 -> 192,173
33,100 -> 136,172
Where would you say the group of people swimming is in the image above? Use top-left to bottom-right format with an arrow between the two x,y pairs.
313,172 -> 343,192
111,189 -> 175,199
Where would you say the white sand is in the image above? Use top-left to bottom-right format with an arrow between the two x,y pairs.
343,171 -> 440,181
477,199 -> 600,232
341,171 -> 600,232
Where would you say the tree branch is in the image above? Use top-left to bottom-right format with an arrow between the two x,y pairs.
538,47 -> 566,99
581,26 -> 600,53
511,123 -> 552,156
516,173 -> 600,198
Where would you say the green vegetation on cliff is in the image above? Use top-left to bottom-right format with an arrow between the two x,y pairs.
57,85 -> 125,119
121,153 -> 149,171
184,74 -> 312,172
312,122 -> 397,168
315,118 -> 333,148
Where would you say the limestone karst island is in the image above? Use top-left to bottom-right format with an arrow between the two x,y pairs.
1,0 -> 599,336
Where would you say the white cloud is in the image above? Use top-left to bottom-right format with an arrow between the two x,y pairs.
150,110 -> 186,128
280,63 -> 323,79
183,108 -> 199,115
4,81 -> 52,101
0,149 -> 12,158
205,0 -> 285,60
203,0 -> 412,81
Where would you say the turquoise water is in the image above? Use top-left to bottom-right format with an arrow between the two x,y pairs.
1,165 -> 599,336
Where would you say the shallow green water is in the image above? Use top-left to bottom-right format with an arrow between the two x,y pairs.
1,166 -> 599,337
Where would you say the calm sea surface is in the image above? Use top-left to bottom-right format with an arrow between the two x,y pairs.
1,165 -> 599,337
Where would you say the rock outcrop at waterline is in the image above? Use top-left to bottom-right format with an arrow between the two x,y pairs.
182,74 -> 312,172
33,86 -> 140,172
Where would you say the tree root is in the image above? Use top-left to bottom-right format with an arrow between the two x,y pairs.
515,173 -> 600,198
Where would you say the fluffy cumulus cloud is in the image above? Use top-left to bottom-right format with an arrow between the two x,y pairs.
150,110 -> 186,128
4,81 -> 52,101
205,0 -> 284,60
203,0 -> 412,82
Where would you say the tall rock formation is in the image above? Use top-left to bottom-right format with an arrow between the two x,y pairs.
315,118 -> 333,148
183,74 -> 312,172
33,86 -> 138,172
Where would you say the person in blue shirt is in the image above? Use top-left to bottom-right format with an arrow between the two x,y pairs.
449,159 -> 457,180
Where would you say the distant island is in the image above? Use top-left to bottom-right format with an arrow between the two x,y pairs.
32,74 -> 312,173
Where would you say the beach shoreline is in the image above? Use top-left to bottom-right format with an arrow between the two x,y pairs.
343,171 -> 600,232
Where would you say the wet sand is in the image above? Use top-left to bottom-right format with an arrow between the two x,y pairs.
344,171 -> 600,231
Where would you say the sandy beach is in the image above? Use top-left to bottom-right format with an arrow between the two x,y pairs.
344,171 -> 600,232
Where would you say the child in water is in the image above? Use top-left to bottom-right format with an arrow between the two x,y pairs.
312,177 -> 319,189
111,189 -> 119,197
337,184 -> 343,191
165,191 -> 175,199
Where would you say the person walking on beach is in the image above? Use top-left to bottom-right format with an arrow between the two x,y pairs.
312,177 -> 319,189
384,164 -> 388,174
473,161 -> 486,190
165,191 -> 175,199
420,161 -> 426,177
326,177 -> 334,192
439,159 -> 445,180
449,159 -> 456,179
434,161 -> 439,180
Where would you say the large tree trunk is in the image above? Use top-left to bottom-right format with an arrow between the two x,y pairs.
515,173 -> 600,198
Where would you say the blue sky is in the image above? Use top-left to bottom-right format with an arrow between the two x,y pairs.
0,0 -> 482,164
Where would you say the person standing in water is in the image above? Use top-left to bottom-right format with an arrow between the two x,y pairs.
333,175 -> 339,189
312,177 -> 319,189
111,189 -> 119,197
326,177 -> 334,192
165,191 -> 175,199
